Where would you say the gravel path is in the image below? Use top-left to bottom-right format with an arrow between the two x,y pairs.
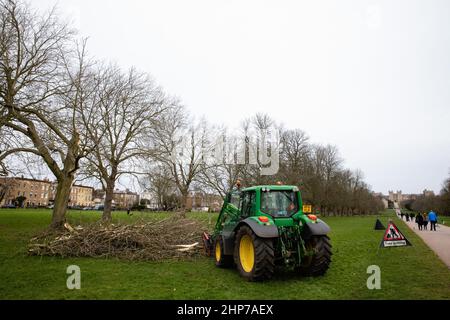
401,217 -> 450,268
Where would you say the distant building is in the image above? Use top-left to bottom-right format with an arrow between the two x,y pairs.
423,189 -> 435,197
0,176 -> 93,207
0,176 -> 52,207
388,190 -> 426,204
186,190 -> 222,212
389,190 -> 404,203
140,191 -> 159,209
68,185 -> 94,207
48,182 -> 93,207
93,188 -> 139,209
113,189 -> 139,209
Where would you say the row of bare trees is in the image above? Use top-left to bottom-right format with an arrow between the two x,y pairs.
0,0 -> 177,227
140,112 -> 384,216
1,0 -> 383,231
404,174 -> 450,216
199,115 -> 384,215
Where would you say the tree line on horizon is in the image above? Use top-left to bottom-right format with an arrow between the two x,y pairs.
402,175 -> 450,216
0,0 -> 384,230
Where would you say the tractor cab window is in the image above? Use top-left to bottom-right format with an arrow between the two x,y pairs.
241,191 -> 256,217
261,190 -> 298,217
228,191 -> 241,209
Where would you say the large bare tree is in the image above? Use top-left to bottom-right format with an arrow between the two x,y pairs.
149,107 -> 211,216
197,128 -> 245,199
0,0 -> 99,229
82,65 -> 167,222
279,129 -> 310,185
235,113 -> 282,186
140,164 -> 179,211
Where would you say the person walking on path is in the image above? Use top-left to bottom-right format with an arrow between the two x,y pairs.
403,211 -> 450,268
416,213 -> 424,230
422,213 -> 428,230
428,210 -> 438,231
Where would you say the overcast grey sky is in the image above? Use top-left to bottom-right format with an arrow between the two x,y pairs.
37,0 -> 450,194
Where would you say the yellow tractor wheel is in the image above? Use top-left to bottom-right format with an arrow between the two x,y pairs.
234,225 -> 274,281
214,236 -> 233,268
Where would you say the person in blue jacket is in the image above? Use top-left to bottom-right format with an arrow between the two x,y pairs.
428,210 -> 438,231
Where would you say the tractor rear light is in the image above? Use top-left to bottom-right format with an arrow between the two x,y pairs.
307,214 -> 317,221
258,216 -> 269,223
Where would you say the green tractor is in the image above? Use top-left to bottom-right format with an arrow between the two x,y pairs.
203,185 -> 332,281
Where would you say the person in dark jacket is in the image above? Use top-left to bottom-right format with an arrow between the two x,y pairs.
410,212 -> 415,221
416,213 -> 424,230
422,213 -> 428,230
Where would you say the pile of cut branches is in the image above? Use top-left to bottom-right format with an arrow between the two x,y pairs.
28,216 -> 207,261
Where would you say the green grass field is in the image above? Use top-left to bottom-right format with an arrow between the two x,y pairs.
0,209 -> 449,299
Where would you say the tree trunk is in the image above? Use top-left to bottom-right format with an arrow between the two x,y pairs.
179,191 -> 189,218
102,179 -> 115,223
50,175 -> 74,230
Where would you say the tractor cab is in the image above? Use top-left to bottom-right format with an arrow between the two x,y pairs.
238,185 -> 301,219
217,185 -> 318,230
259,186 -> 300,217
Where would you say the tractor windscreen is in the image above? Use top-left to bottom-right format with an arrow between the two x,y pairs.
260,190 -> 299,217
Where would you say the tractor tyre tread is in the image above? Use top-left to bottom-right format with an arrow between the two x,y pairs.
299,235 -> 332,276
234,225 -> 275,281
214,236 -> 234,268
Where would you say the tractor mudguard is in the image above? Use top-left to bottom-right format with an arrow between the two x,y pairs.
301,221 -> 331,240
220,230 -> 236,256
236,218 -> 279,239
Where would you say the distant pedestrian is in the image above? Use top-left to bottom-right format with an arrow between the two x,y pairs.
422,213 -> 428,230
416,213 -> 424,230
405,214 -> 410,222
400,211 -> 405,220
428,210 -> 438,231
410,213 -> 415,221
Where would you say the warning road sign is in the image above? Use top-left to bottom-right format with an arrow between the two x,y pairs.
380,221 -> 411,248
303,205 -> 312,213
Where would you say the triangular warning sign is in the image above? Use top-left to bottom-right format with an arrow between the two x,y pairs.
380,222 -> 411,247
374,218 -> 385,230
